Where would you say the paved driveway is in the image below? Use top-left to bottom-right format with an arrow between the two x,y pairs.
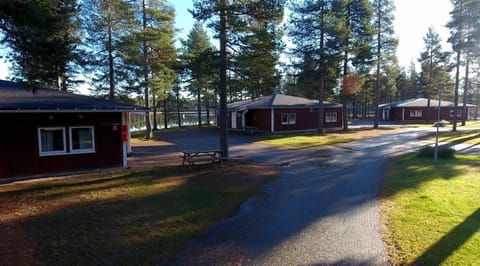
153,127 -> 435,266
130,126 -> 476,265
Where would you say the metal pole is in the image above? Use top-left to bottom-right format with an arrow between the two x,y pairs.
434,86 -> 443,162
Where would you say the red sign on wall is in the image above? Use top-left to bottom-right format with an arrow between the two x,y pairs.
121,125 -> 129,142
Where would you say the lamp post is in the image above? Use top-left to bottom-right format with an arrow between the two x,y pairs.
434,86 -> 443,162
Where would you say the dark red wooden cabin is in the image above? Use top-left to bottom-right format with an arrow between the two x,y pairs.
379,98 -> 477,122
0,80 -> 146,179
224,94 -> 343,133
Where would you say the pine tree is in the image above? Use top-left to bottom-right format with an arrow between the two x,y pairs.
372,0 -> 398,128
191,0 -> 229,157
447,0 -> 480,130
191,0 -> 285,156
181,22 -> 215,128
1,0 -> 79,90
80,0 -> 135,99
289,0 -> 340,133
231,0 -> 284,99
418,27 -> 452,122
333,0 -> 374,130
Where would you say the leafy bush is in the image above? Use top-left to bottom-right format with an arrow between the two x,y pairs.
417,145 -> 455,159
433,120 -> 450,127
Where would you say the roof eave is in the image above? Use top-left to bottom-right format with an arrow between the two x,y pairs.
0,109 -> 148,113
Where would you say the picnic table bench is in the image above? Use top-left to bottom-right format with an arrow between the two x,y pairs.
181,149 -> 223,167
243,126 -> 258,135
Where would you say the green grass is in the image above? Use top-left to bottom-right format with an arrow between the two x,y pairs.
419,130 -> 480,146
382,154 -> 480,265
438,131 -> 480,145
0,163 -> 278,265
258,128 -> 399,149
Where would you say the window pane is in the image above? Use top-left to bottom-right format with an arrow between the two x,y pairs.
288,113 -> 296,124
71,127 -> 94,150
326,112 -> 337,122
331,112 -> 337,122
40,128 -> 65,153
281,113 -> 288,125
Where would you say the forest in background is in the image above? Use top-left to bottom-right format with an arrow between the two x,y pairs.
1,0 -> 479,141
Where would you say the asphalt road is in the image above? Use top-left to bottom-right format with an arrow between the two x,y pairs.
160,127 -> 436,266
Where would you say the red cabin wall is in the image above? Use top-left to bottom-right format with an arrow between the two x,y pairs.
388,107 -> 471,122
227,107 -> 342,132
0,113 -> 123,178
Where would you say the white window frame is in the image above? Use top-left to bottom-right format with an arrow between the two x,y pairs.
456,109 -> 462,117
410,109 -> 423,118
69,126 -> 95,154
38,127 -> 67,157
326,112 -> 337,123
281,113 -> 296,125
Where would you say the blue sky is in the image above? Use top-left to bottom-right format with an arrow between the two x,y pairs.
0,0 -> 453,80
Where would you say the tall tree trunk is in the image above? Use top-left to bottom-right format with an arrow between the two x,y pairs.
197,87 -> 202,127
206,97 -> 211,125
373,0 -> 381,129
342,50 -> 349,131
317,2 -> 325,134
108,21 -> 115,100
426,48 -> 433,122
462,55 -> 470,126
176,83 -> 181,127
142,0 -> 153,139
153,93 -> 158,130
342,4 -> 351,131
163,99 -> 168,129
219,0 -> 229,158
452,49 -> 461,132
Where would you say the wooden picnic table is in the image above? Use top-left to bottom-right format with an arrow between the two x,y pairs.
181,149 -> 223,166
243,126 -> 258,135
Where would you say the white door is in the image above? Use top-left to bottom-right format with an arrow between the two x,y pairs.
231,111 -> 237,129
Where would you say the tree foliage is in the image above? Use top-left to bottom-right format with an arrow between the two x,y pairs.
418,27 -> 452,121
288,0 -> 341,133
0,0 -> 79,90
372,0 -> 398,128
447,0 -> 480,129
181,22 -> 216,127
80,0 -> 135,99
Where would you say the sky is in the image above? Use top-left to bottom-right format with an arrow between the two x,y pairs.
0,0 -> 453,81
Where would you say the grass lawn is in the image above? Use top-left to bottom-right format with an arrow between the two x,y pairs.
0,162 -> 279,265
435,131 -> 480,145
382,154 -> 480,265
418,129 -> 480,148
258,127 -> 400,149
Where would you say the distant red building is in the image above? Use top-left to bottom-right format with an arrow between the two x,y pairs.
379,98 -> 477,122
223,94 -> 343,133
0,80 -> 146,179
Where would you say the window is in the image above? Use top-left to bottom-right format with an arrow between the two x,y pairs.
38,127 -> 66,156
326,112 -> 337,123
70,126 -> 95,153
450,109 -> 462,117
38,126 -> 96,156
410,110 -> 422,118
281,113 -> 296,125
288,113 -> 296,125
